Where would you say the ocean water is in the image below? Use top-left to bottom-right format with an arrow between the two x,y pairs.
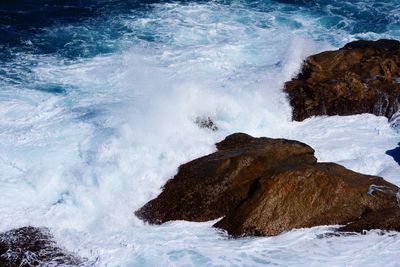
1,0 -> 400,266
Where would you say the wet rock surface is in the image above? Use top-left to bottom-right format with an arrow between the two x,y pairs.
0,226 -> 82,267
135,133 -> 317,223
285,39 -> 400,121
339,208 -> 400,233
215,163 -> 399,236
136,133 -> 400,236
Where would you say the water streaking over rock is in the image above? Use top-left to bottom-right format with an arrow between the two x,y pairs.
0,227 -> 83,266
1,0 -> 400,266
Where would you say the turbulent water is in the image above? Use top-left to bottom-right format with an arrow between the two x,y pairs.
1,0 -> 400,266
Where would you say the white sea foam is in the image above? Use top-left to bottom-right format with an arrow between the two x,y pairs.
1,1 -> 400,266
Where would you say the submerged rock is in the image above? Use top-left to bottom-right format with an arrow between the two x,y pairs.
195,116 -> 218,131
0,227 -> 82,267
136,133 -> 400,237
285,39 -> 400,121
135,133 -> 316,223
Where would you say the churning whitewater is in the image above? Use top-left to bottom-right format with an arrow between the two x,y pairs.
1,0 -> 400,266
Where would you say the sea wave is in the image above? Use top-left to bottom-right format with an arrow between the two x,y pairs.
1,1 -> 400,266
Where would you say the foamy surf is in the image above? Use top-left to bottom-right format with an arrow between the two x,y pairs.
1,1 -> 400,266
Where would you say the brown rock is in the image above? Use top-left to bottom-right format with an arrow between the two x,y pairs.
135,133 -> 317,224
338,208 -> 400,233
214,163 -> 400,236
285,39 -> 400,121
136,132 -> 400,237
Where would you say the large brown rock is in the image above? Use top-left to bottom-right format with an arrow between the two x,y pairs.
285,39 -> 400,121
136,133 -> 400,237
214,163 -> 400,236
135,133 -> 317,223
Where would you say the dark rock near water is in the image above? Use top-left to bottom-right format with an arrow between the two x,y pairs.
135,133 -> 317,223
343,39 -> 400,50
215,163 -> 399,236
0,227 -> 82,267
195,116 -> 218,131
339,208 -> 400,233
136,133 -> 400,237
285,39 -> 400,121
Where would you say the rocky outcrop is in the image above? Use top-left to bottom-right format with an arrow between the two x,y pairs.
285,39 -> 400,121
135,133 -> 317,223
136,133 -> 400,236
0,227 -> 82,267
215,163 -> 399,236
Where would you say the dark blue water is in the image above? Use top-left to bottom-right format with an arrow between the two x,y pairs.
0,1 -> 140,59
1,0 -> 399,90
1,0 -> 399,60
386,143 -> 400,166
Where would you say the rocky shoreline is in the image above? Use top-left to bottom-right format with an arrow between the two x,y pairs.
3,39 -> 400,265
136,39 -> 400,237
285,39 -> 400,122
